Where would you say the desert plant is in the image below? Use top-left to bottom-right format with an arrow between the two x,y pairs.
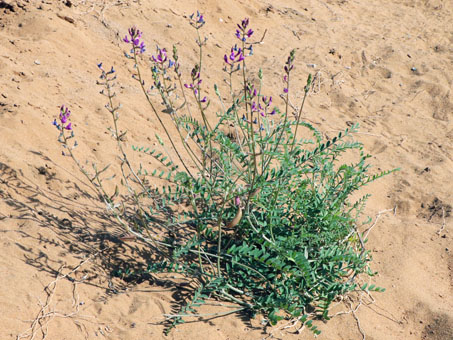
54,13 -> 396,335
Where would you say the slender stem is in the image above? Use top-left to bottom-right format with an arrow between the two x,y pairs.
132,47 -> 194,179
289,90 -> 309,154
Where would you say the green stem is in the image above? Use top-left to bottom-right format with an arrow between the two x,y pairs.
132,46 -> 194,179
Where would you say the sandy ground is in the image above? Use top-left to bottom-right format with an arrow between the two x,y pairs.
0,0 -> 452,339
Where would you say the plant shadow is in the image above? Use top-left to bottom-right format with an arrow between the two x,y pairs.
0,160 -> 260,333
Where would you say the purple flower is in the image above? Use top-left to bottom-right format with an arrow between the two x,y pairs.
124,26 -> 146,54
138,41 -> 146,53
55,105 -> 73,131
283,88 -> 288,93
262,96 -> 272,106
225,46 -> 245,66
152,47 -> 167,64
239,18 -> 249,30
190,11 -> 206,28
234,196 -> 241,206
284,50 -> 296,74
200,96 -> 207,103
235,18 -> 254,42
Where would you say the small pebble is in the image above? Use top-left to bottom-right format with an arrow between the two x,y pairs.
411,67 -> 417,72
307,63 -> 316,68
34,60 -> 41,65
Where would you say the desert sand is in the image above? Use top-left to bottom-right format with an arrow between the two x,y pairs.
0,0 -> 452,339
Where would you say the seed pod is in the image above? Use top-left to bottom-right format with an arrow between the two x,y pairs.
226,207 -> 243,229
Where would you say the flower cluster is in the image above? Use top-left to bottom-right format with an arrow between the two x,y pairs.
97,62 -> 116,78
123,26 -> 146,54
283,49 -> 296,93
246,84 -> 275,117
152,47 -> 168,64
184,65 -> 206,102
250,97 -> 275,117
224,18 -> 255,69
235,18 -> 253,42
53,105 -> 77,156
224,45 -> 245,66
53,105 -> 72,131
189,11 -> 205,29
172,45 -> 181,77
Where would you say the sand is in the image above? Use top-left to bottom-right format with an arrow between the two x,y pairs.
0,0 -> 452,339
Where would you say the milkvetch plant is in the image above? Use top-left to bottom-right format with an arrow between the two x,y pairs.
54,13 -> 396,336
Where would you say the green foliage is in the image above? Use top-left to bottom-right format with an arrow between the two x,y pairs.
122,17 -> 397,335
61,14 -> 397,337
144,117 -> 394,331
